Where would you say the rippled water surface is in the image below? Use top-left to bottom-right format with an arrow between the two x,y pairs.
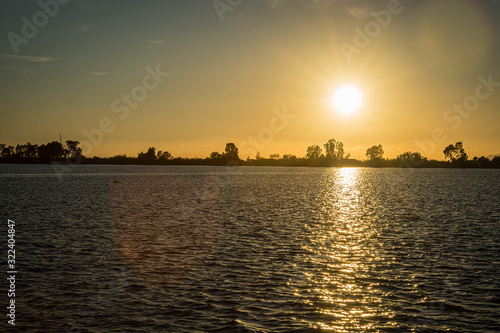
1,164 -> 499,332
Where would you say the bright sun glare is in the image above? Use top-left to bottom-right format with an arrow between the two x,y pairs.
332,85 -> 363,114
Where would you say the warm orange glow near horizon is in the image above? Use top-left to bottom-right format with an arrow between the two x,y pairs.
1,1 -> 499,161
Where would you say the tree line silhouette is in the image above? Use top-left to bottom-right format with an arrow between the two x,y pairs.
1,139 -> 499,168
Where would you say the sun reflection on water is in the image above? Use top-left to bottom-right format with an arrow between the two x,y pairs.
300,168 -> 394,331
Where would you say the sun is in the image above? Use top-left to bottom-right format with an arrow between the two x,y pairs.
331,85 -> 363,114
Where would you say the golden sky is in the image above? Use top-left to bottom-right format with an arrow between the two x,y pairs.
1,0 -> 499,160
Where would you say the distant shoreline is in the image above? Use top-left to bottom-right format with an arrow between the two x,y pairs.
2,159 -> 500,169
2,140 -> 499,169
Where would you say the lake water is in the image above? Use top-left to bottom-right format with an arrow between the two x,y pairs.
1,164 -> 499,332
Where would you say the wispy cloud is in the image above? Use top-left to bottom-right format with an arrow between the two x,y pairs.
87,71 -> 106,81
0,54 -> 58,62
145,39 -> 165,49
0,66 -> 31,74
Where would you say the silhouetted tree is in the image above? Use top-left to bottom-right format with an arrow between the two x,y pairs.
26,142 -> 38,159
210,151 -> 222,160
472,156 -> 490,168
366,144 -> 384,161
65,140 -> 82,161
156,150 -> 172,163
15,144 -> 27,158
492,156 -> 500,168
324,138 -> 344,160
223,143 -> 239,162
138,147 -> 157,164
37,141 -> 63,163
2,145 -> 14,158
306,145 -> 322,159
397,151 -> 425,166
443,142 -> 467,164
269,153 -> 280,159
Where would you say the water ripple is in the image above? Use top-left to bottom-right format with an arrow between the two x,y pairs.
0,165 -> 499,332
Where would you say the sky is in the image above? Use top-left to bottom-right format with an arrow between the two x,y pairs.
1,0 -> 500,160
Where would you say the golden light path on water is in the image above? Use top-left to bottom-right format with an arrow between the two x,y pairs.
301,168 -> 395,331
